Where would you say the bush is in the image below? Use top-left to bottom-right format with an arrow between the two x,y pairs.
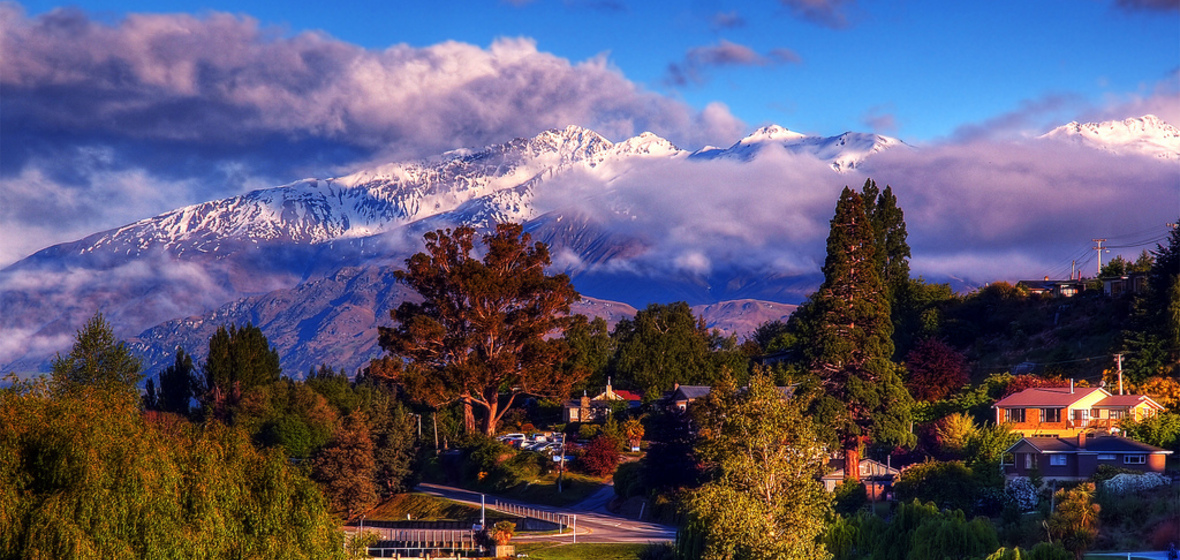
614,461 -> 645,499
1006,477 -> 1039,512
832,480 -> 868,516
579,434 -> 621,477
894,460 -> 978,513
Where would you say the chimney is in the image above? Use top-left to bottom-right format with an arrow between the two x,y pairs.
1078,432 -> 1086,449
674,382 -> 680,391
1044,276 -> 1050,281
1070,378 -> 1074,394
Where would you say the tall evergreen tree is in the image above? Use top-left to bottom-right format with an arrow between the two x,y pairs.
861,179 -> 911,296
50,313 -> 142,395
155,348 -> 196,416
807,187 -> 914,481
201,323 -> 282,395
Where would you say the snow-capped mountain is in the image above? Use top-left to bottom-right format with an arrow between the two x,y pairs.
691,124 -> 908,171
1041,115 -> 1180,159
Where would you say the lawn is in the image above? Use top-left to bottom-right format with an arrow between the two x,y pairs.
364,493 -> 512,522
515,542 -> 649,560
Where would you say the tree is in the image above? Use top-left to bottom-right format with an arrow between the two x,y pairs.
376,223 -> 583,436
0,376 -> 344,559
562,315 -> 613,394
688,371 -> 832,560
905,338 -> 969,402
623,417 -> 645,450
50,313 -> 142,394
369,392 -> 422,496
860,179 -> 911,297
201,323 -> 281,397
806,187 -> 915,481
609,301 -> 721,398
313,411 -> 379,520
1047,483 -> 1100,560
580,434 -> 622,477
933,412 -> 979,458
152,347 -> 196,415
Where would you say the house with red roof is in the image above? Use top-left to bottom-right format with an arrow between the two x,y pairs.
562,379 -> 642,423
993,383 -> 1164,437
1002,433 -> 1171,481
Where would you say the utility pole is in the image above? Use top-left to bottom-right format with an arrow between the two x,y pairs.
1115,353 -> 1124,395
1071,260 -> 1076,281
1092,239 -> 1108,276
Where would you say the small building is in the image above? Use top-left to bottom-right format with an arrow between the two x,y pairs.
562,380 -> 642,423
665,383 -> 797,411
994,385 -> 1164,437
1102,273 -> 1148,297
821,458 -> 900,500
1016,277 -> 1085,298
1002,433 -> 1171,481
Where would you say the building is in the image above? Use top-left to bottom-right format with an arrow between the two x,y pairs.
562,380 -> 642,423
1102,273 -> 1148,297
665,383 -> 797,411
821,458 -> 900,500
1002,433 -> 1171,481
1015,277 -> 1085,298
993,384 -> 1164,437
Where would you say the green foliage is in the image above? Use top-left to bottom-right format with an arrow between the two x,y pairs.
894,460 -> 978,513
237,379 -> 339,458
933,413 -> 978,458
908,509 -> 999,560
376,223 -> 583,436
50,313 -> 142,395
369,391 -> 422,496
0,379 -> 343,559
312,411 -> 378,519
564,315 -> 614,392
688,371 -> 832,560
805,186 -> 915,462
832,481 -> 868,516
1047,483 -> 1100,560
986,543 -> 1072,560
828,499 -> 1002,560
154,347 -> 196,416
609,301 -> 724,398
613,461 -> 644,499
202,322 -> 282,396
1118,411 -> 1180,451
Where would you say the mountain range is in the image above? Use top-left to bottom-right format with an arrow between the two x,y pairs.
1,115 -> 1175,377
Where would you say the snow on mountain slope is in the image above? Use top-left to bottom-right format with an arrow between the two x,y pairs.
690,124 -> 907,171
1041,115 -> 1180,159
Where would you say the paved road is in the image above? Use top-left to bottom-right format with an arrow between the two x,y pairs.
416,482 -> 676,544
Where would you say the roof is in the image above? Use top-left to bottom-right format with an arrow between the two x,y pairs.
613,390 -> 643,402
672,385 -> 712,401
1004,435 -> 1172,455
1093,394 -> 1164,409
822,458 -> 900,479
993,387 -> 1108,408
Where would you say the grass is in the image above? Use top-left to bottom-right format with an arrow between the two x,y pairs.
364,493 -> 511,522
504,472 -> 607,507
515,542 -> 648,560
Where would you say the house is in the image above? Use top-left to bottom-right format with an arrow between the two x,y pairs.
1102,273 -> 1148,297
1002,433 -> 1171,481
993,384 -> 1164,437
562,380 -> 642,423
1015,277 -> 1085,298
665,383 -> 797,411
821,458 -> 900,500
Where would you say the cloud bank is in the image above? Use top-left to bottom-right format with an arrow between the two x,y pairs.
0,4 -> 745,266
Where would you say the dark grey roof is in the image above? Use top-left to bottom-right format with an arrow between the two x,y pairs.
1006,435 -> 1171,455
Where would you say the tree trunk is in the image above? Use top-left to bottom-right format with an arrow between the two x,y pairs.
463,397 -> 476,433
844,443 -> 860,483
484,399 -> 499,437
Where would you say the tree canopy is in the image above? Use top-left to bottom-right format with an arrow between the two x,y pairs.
688,370 -> 832,560
806,186 -> 915,479
375,223 -> 582,436
50,313 -> 142,394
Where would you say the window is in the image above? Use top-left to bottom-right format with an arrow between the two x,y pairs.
1109,409 -> 1126,420
1097,454 -> 1116,461
1124,455 -> 1146,465
1041,408 -> 1062,423
1005,408 -> 1025,423
1049,454 -> 1068,466
1072,409 -> 1089,422
1025,454 -> 1035,469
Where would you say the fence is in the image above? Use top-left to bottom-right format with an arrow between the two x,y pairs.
490,500 -> 575,536
345,527 -> 483,558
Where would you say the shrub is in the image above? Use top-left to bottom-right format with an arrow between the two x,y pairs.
832,480 -> 868,516
614,461 -> 645,499
1006,477 -> 1039,512
579,434 -> 621,477
895,460 -> 978,513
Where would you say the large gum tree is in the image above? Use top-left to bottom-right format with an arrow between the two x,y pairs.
374,223 -> 583,436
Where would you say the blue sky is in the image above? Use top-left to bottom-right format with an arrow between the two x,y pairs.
12,0 -> 1179,142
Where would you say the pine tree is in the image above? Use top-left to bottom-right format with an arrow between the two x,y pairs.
156,348 -> 195,416
201,323 -> 282,395
808,187 -> 914,481
50,313 -> 142,395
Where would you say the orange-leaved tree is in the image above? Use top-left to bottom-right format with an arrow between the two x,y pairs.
375,223 -> 583,436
